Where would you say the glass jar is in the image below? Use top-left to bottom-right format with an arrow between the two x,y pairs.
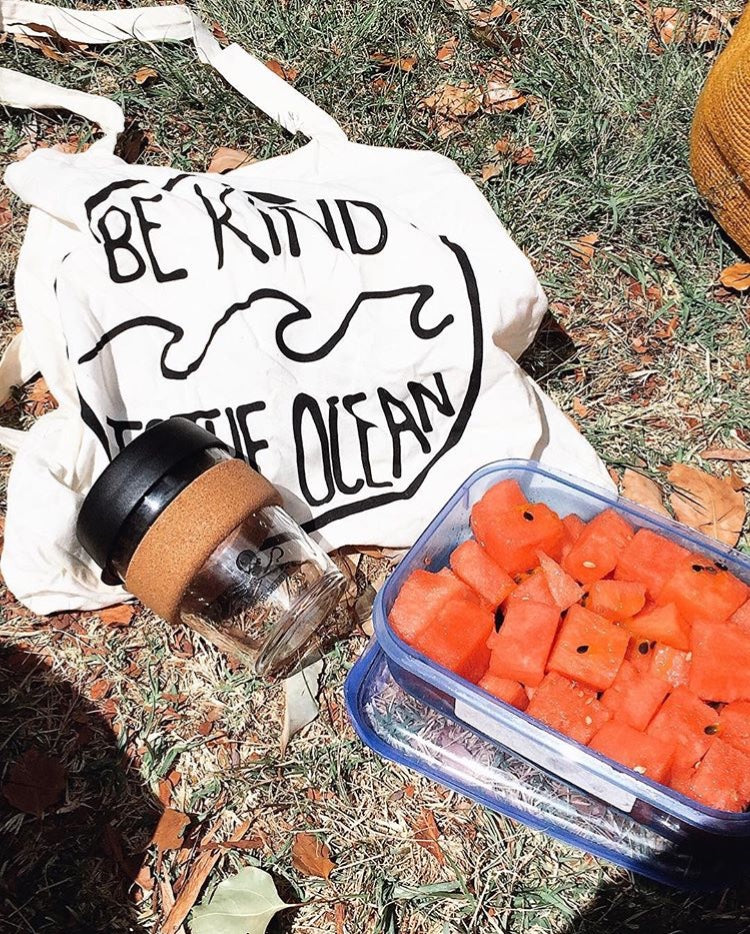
77,418 -> 346,677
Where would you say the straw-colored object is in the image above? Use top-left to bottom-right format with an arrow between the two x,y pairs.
691,10 -> 750,255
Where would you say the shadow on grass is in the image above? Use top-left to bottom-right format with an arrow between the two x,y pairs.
0,646 -> 159,934
518,309 -> 579,385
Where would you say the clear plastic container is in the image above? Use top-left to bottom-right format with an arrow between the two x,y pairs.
345,641 -> 750,890
371,460 -> 750,841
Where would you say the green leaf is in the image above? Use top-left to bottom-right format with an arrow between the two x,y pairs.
190,866 -> 292,934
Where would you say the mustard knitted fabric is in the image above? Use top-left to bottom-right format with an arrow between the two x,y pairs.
691,10 -> 750,255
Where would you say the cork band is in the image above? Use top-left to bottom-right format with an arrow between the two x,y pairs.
125,458 -> 281,624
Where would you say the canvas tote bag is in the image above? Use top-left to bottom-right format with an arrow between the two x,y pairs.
0,1 -> 612,614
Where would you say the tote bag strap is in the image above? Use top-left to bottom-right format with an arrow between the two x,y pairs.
0,1 -> 348,148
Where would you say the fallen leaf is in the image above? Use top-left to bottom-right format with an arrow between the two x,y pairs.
13,32 -> 69,62
191,866 -> 292,934
719,262 -> 750,292
292,832 -> 336,879
207,146 -> 256,173
436,36 -> 458,62
668,463 -> 746,546
653,7 -> 688,44
621,469 -> 670,517
26,377 -> 57,416
1,748 -> 66,816
481,161 -> 503,182
370,51 -> 418,72
265,59 -> 299,83
572,397 -> 590,419
412,809 -> 445,864
728,465 -> 748,493
335,903 -> 347,934
0,200 -> 11,230
15,142 -> 34,161
99,604 -> 136,627
471,0 -> 520,25
280,659 -> 323,755
420,81 -> 483,119
700,447 -> 750,462
89,677 -> 113,700
115,120 -> 149,164
133,66 -> 158,85
212,21 -> 229,45
512,145 -> 535,166
483,78 -> 526,113
568,232 -> 600,266
152,808 -> 191,851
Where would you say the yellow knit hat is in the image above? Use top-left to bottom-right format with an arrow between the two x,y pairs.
691,10 -> 750,255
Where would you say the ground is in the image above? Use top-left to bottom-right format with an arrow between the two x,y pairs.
1,0 -> 750,932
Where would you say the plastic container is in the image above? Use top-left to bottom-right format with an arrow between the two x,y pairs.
370,460 -> 750,854
77,417 -> 346,677
345,640 -> 750,890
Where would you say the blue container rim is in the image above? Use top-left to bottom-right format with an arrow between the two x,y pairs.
372,458 -> 750,834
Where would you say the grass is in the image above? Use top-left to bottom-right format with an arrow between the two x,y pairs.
1,0 -> 750,932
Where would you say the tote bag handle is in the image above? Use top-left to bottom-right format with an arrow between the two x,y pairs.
0,1 -> 348,148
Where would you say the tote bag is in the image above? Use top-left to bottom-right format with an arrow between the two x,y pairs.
0,0 -> 612,614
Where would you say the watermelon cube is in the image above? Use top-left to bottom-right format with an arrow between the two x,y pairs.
561,513 -> 586,559
600,660 -> 670,731
562,509 -> 634,585
472,478 -> 528,521
624,603 -> 690,652
473,501 -> 565,576
729,600 -> 750,633
488,599 -> 560,687
537,552 -> 585,610
719,700 -> 750,757
690,621 -> 750,703
682,739 -> 750,812
589,721 -> 674,783
625,636 -> 656,675
658,556 -> 749,625
390,568 -> 478,643
412,598 -> 493,682
478,673 -> 528,710
587,580 -> 646,621
525,672 -> 610,744
615,529 -> 691,599
547,604 -> 629,690
650,643 -> 691,689
506,569 -> 556,608
450,539 -> 515,607
647,686 -> 719,773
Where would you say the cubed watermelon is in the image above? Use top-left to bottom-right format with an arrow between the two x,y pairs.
474,502 -> 565,576
412,598 -> 493,682
615,528 -> 691,599
506,569 -> 556,608
478,674 -> 528,710
646,686 -> 719,773
547,604 -> 629,690
682,739 -> 750,812
587,580 -> 646,621
471,478 -> 528,521
690,621 -> 750,703
600,660 -> 670,731
650,643 -> 691,689
390,568 -> 478,643
488,599 -> 560,687
525,672 -> 610,744
589,721 -> 674,783
561,514 -> 586,559
537,551 -> 585,610
624,603 -> 690,652
563,509 -> 634,585
658,556 -> 749,625
729,600 -> 750,633
625,636 -> 656,675
718,700 -> 750,757
450,539 -> 515,607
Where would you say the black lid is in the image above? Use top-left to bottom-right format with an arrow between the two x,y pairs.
77,418 -> 229,583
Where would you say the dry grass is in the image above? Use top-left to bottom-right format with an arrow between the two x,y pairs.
1,0 -> 750,932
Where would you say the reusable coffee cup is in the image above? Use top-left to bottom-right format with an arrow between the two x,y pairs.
76,417 -> 347,677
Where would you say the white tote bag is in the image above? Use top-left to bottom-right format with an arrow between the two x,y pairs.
0,1 -> 612,614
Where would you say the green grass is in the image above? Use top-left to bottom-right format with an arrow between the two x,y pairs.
1,0 -> 750,932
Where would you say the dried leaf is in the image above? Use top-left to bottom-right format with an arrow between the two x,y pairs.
212,21 -> 229,45
483,78 -> 526,113
115,120 -> 149,164
1,748 -> 66,816
133,66 -> 158,85
152,808 -> 191,851
0,200 -> 12,230
370,51 -> 418,72
89,678 -> 112,700
99,604 -> 136,627
436,36 -> 459,62
280,658 -> 323,755
728,465 -> 748,493
291,832 -> 336,879
512,145 -> 535,166
621,469 -> 670,517
481,161 -> 503,182
191,866 -> 292,934
572,397 -> 590,419
653,7 -> 688,44
412,809 -> 445,864
700,447 -> 750,462
26,377 -> 56,416
207,146 -> 256,174
420,81 -> 483,119
719,262 -> 750,292
335,903 -> 347,934
568,232 -> 599,266
265,59 -> 299,83
13,33 -> 69,62
668,463 -> 746,546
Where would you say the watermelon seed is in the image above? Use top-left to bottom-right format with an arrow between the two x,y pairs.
704,724 -> 719,735
685,652 -> 692,662
715,561 -> 728,571
692,564 -> 704,572
582,560 -> 596,568
522,511 -> 534,521
576,644 -> 589,654
584,715 -> 592,725
638,641 -> 650,655
494,607 -> 505,632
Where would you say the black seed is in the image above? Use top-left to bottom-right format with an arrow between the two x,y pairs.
638,641 -> 650,655
523,511 -> 534,521
704,724 -> 719,735
576,644 -> 589,654
715,561 -> 728,571
494,606 -> 505,632
692,564 -> 704,572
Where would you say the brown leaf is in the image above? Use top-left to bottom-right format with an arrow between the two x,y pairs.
370,51 -> 418,72
207,146 -> 256,174
13,33 -> 69,62
621,469 -> 669,517
420,81 -> 483,119
568,232 -> 600,266
1,748 -> 66,816
211,21 -> 229,45
152,808 -> 191,851
265,58 -> 300,83
115,120 -> 149,164
728,465 -> 748,493
436,35 -> 459,62
89,678 -> 113,701
99,604 -> 136,627
412,809 -> 445,864
719,262 -> 750,292
483,78 -> 526,113
572,397 -> 590,419
292,832 -> 336,880
0,200 -> 12,230
668,463 -> 746,546
481,161 -> 503,182
653,7 -> 688,44
133,66 -> 158,86
512,145 -> 535,166
335,903 -> 347,934
700,447 -> 750,462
